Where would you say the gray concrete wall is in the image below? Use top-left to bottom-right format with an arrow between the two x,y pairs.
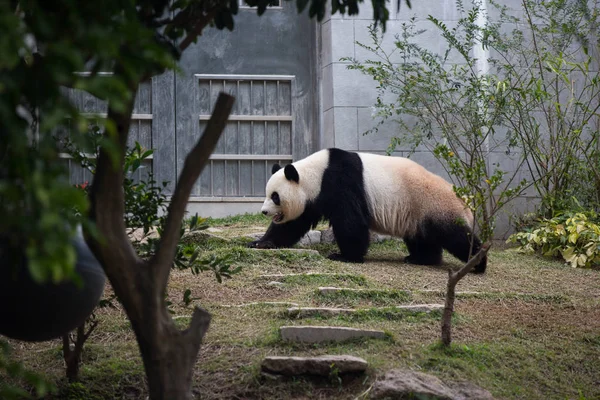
319,0 -> 545,238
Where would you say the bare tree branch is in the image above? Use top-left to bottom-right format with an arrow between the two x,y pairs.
441,242 -> 491,346
151,93 -> 235,295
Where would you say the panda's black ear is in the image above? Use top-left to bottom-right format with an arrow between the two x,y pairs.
271,164 -> 281,175
284,164 -> 299,183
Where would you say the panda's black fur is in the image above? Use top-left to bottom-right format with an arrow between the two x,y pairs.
248,148 -> 487,273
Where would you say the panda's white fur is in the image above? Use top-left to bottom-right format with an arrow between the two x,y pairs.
358,152 -> 473,238
252,148 -> 486,273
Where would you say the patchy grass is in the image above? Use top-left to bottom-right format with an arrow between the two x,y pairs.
273,273 -> 369,287
4,218 -> 600,400
314,288 -> 413,307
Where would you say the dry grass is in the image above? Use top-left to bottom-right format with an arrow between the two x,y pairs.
4,214 -> 600,399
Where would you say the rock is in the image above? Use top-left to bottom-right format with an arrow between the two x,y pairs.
128,227 -> 159,244
287,307 -> 356,318
266,281 -> 285,287
371,370 -> 455,400
320,228 -> 336,244
261,355 -> 368,377
280,326 -> 387,343
320,229 -> 394,244
298,230 -> 322,246
246,232 -> 265,241
370,369 -> 495,400
370,232 -> 394,243
450,381 -> 496,400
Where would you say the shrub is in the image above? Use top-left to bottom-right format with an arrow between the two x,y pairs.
507,212 -> 600,268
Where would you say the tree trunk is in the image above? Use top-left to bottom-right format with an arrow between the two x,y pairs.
441,242 -> 491,346
134,308 -> 211,400
87,78 -> 234,399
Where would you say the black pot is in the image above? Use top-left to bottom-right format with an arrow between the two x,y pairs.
0,226 -> 106,342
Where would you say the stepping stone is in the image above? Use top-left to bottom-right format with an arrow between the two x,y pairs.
221,301 -> 299,308
260,272 -> 345,280
261,355 -> 368,377
280,325 -> 386,343
419,289 -> 482,296
319,286 -> 367,294
395,304 -> 444,312
287,304 -> 443,318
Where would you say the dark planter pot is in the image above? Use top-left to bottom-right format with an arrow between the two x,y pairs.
0,227 -> 106,342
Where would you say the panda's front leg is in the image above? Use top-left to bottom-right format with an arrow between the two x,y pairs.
328,214 -> 370,263
247,215 -> 313,249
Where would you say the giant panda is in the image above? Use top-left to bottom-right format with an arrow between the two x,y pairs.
248,148 -> 487,273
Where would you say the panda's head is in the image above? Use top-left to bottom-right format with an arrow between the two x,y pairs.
261,163 -> 306,224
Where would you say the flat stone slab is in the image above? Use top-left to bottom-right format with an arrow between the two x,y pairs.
371,369 -> 495,400
395,304 -> 444,312
318,286 -> 368,294
260,272 -> 344,280
261,355 -> 368,377
280,325 -> 386,343
287,304 -> 443,318
419,290 -> 482,296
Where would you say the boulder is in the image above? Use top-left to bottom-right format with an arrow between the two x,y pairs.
320,227 -> 336,244
370,369 -> 495,400
299,230 -> 322,246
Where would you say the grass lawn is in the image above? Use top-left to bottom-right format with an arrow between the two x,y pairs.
4,212 -> 600,399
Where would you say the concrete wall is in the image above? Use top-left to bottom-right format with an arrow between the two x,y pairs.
319,0 -> 544,238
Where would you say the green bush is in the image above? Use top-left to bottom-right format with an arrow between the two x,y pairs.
508,212 -> 600,268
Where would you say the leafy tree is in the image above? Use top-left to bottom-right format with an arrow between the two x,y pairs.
0,0 -> 394,398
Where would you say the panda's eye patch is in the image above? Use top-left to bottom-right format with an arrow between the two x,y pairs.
271,192 -> 280,206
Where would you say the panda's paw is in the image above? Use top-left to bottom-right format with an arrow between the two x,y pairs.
248,240 -> 277,249
328,253 -> 364,263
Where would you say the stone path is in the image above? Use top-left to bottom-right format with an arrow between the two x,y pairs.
280,325 -> 387,343
287,304 -> 443,318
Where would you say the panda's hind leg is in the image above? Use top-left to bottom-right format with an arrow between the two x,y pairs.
403,235 -> 443,266
440,223 -> 487,274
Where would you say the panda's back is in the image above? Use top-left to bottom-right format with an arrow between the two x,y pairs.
356,152 -> 472,237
